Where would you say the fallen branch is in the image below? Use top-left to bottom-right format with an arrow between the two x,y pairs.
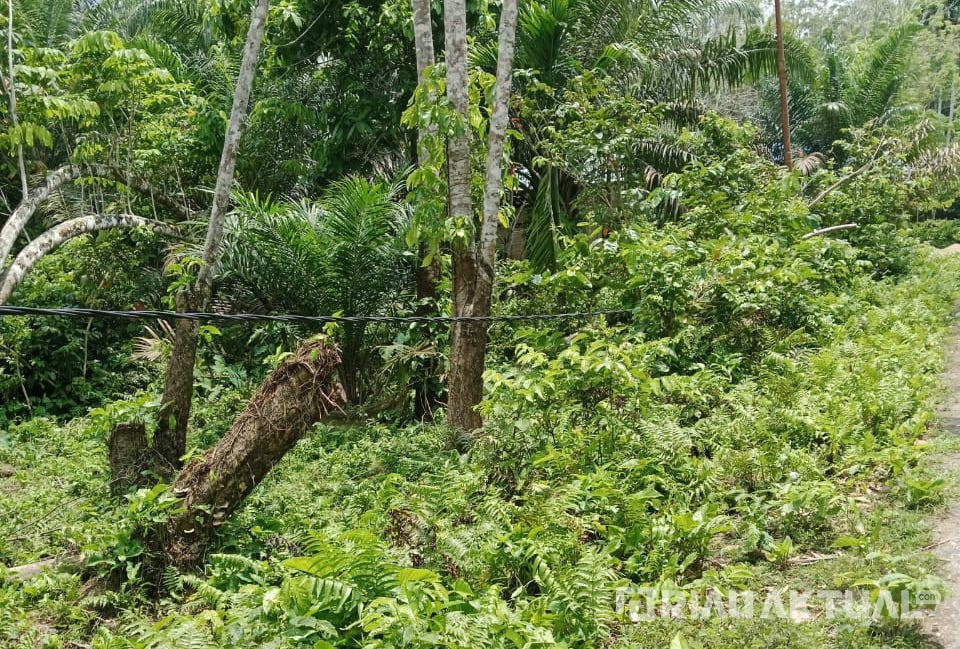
807,161 -> 874,209
923,536 -> 960,551
801,223 -> 859,240
807,136 -> 890,210
788,552 -> 840,566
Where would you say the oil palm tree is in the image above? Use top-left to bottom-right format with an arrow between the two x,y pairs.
218,176 -> 409,403
9,0 -> 75,47
761,24 -> 921,158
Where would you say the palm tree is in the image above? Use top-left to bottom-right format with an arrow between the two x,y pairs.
218,177 -> 408,403
760,24 -> 921,158
9,0 -> 75,47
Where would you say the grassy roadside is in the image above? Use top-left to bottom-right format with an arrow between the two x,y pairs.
618,251 -> 960,648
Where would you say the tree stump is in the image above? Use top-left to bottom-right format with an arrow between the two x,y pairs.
108,421 -> 151,494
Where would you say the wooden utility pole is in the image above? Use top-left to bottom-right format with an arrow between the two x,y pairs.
774,0 -> 793,170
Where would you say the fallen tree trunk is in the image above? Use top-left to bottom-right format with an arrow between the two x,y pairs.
5,556 -> 84,581
152,339 -> 344,569
6,559 -> 58,581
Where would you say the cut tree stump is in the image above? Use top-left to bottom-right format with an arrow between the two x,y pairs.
149,339 -> 343,570
108,421 -> 152,494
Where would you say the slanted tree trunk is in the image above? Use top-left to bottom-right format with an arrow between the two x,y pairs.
445,0 -> 519,438
0,163 -> 190,276
411,0 -> 442,420
154,293 -> 201,474
0,214 -> 178,303
153,340 -> 343,569
155,0 -> 270,472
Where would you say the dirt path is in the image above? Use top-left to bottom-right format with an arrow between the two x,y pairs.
922,323 -> 960,647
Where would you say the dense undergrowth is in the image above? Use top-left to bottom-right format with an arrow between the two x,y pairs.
4,233 -> 960,648
5,0 -> 960,646
4,115 -> 960,647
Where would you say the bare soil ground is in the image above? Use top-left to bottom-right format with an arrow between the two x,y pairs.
922,322 -> 960,648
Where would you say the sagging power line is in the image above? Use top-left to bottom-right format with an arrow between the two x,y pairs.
0,305 -> 637,326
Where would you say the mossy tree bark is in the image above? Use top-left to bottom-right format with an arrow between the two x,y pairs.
151,340 -> 343,570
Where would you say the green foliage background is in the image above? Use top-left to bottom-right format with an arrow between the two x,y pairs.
3,0 -> 960,648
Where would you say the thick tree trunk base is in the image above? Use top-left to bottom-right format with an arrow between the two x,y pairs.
154,298 -> 201,476
447,318 -> 488,450
146,340 -> 343,571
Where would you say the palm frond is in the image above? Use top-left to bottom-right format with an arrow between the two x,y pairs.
849,23 -> 921,126
526,165 -> 562,271
794,151 -> 826,176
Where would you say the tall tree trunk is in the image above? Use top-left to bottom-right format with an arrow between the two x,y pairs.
411,0 -> 435,117
6,0 -> 26,199
479,0 -> 518,276
774,0 -> 793,170
442,0 -> 472,224
155,0 -> 270,472
445,0 -> 519,438
442,0 -> 474,426
155,341 -> 343,569
447,244 -> 485,435
948,69 -> 956,146
411,0 -> 442,420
